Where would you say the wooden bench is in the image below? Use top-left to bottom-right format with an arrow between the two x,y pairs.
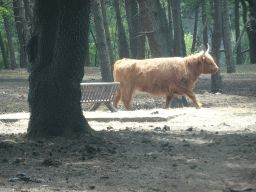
80,82 -> 120,112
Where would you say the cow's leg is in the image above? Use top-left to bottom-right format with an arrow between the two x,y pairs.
185,91 -> 202,109
113,87 -> 121,109
121,86 -> 134,110
164,94 -> 174,109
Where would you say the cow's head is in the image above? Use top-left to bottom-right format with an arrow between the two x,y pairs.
200,44 -> 219,74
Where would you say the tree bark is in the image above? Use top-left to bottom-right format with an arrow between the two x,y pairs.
222,0 -> 235,73
211,0 -> 222,93
235,0 -> 242,65
27,0 -> 93,138
91,0 -> 113,82
137,0 -> 172,58
202,0 -> 208,48
1,1 -> 16,69
191,5 -> 199,54
137,2 -> 146,59
100,0 -> 115,71
114,0 -> 130,59
23,0 -> 33,30
125,0 -> 138,59
0,32 -> 9,69
167,0 -> 174,56
171,0 -> 182,56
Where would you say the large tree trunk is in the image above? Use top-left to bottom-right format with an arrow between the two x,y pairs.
1,1 -> 16,69
100,0 -> 115,71
211,0 -> 222,93
222,0 -> 235,73
235,0 -> 242,65
13,0 -> 31,69
91,0 -> 113,82
27,0 -> 93,138
125,0 -> 138,59
114,0 -> 130,59
191,4 -> 199,54
0,32 -> 9,69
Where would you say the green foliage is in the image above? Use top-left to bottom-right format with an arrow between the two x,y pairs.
184,32 -> 193,56
0,6 -> 9,17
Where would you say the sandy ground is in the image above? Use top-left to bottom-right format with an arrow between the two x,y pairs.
0,68 -> 256,191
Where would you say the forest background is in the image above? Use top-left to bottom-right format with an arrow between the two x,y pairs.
0,0 -> 255,74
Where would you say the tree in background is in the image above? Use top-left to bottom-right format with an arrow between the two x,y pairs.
125,0 -> 138,59
167,0 -> 174,56
171,0 -> 182,56
201,0 -> 208,48
222,0 -> 235,73
0,31 -> 9,69
13,0 -> 30,69
114,0 -> 130,59
137,0 -> 146,59
1,0 -> 16,69
0,6 -> 9,69
211,0 -> 222,93
100,0 -> 115,71
27,0 -> 93,138
191,3 -> 199,54
241,0 -> 256,64
91,0 -> 113,82
235,0 -> 242,65
137,0 -> 172,58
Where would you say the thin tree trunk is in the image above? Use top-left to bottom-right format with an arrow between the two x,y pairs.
202,0 -> 208,48
137,3 -> 146,59
211,0 -> 222,93
91,0 -> 113,82
0,32 -> 9,69
100,0 -> 115,71
191,5 -> 199,54
23,0 -> 33,30
27,0 -> 93,138
168,0 -> 174,56
235,0 -> 242,65
171,0 -> 182,56
114,0 -> 130,59
222,0 -> 235,73
125,0 -> 138,59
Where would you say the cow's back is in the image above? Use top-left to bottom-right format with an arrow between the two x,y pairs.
113,58 -> 189,96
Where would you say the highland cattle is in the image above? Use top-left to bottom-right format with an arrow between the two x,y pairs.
113,44 -> 219,110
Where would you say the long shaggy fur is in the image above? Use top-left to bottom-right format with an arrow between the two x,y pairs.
113,50 -> 219,110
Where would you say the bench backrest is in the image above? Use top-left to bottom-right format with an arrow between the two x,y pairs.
80,82 -> 120,103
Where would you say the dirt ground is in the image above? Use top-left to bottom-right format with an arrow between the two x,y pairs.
0,68 -> 256,191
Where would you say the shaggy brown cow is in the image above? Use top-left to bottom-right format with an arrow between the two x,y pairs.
113,45 -> 219,110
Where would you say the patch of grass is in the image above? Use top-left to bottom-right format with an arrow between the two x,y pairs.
0,73 -> 28,77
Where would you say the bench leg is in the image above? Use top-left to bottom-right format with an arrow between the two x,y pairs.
90,103 -> 101,111
104,102 -> 118,112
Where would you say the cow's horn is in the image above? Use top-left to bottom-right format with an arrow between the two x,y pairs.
206,43 -> 210,54
202,44 -> 206,55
